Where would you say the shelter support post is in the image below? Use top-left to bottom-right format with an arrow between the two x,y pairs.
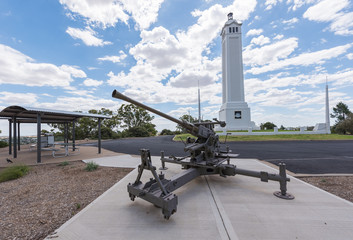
13,117 -> 17,158
37,113 -> 41,163
98,118 -> 101,154
64,123 -> 68,143
8,119 -> 12,155
18,122 -> 20,151
72,119 -> 75,151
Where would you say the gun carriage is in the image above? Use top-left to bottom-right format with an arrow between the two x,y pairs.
112,90 -> 294,219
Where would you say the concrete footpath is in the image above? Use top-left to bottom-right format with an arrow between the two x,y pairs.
48,155 -> 353,240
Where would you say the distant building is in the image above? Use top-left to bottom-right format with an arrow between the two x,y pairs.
218,13 -> 256,130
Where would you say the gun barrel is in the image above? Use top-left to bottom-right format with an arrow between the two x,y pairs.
112,90 -> 194,132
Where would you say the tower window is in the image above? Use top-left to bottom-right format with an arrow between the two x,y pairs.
232,27 -> 235,33
229,27 -> 231,33
236,27 -> 238,32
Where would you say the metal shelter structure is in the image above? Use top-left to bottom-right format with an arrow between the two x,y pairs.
0,106 -> 111,163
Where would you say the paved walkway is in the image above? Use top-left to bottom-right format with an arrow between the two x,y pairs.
82,154 -> 140,168
48,155 -> 353,240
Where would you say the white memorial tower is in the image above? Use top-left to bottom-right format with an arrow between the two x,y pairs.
219,13 -> 255,130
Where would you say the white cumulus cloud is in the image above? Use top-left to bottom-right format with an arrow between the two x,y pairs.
66,27 -> 112,46
303,0 -> 353,35
0,91 -> 38,106
273,34 -> 284,40
169,70 -> 217,88
0,44 -> 76,87
246,28 -> 263,37
247,43 -> 353,74
60,0 -> 129,28
244,37 -> 298,66
304,0 -> 348,22
60,0 -> 164,30
282,17 -> 299,25
250,35 -> 270,46
287,0 -> 315,11
107,0 -> 256,105
120,0 -> 164,30
83,78 -> 103,87
60,65 -> 87,78
265,0 -> 283,10
39,96 -> 118,113
98,50 -> 127,63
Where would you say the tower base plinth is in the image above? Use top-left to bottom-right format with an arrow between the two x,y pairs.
218,102 -> 256,130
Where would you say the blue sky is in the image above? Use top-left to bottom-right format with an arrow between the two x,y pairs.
1,0 -> 353,136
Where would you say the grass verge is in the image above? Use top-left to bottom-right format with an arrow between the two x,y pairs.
174,133 -> 353,142
0,165 -> 30,183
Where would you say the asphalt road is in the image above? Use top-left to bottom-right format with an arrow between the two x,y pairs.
84,136 -> 353,174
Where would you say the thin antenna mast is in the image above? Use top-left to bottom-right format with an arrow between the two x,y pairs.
325,76 -> 331,134
198,80 -> 201,123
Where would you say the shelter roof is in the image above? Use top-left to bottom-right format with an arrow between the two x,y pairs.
0,105 -> 111,123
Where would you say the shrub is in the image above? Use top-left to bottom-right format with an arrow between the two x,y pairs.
160,129 -> 174,135
58,161 -> 69,166
122,126 -> 150,137
75,203 -> 81,210
85,161 -> 99,172
260,122 -> 277,130
0,165 -> 30,183
0,141 -> 8,148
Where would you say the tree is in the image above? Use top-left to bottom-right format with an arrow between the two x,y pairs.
160,129 -> 174,135
335,113 -> 353,135
88,108 -> 120,139
331,102 -> 351,123
49,108 -> 121,140
118,104 -> 154,128
260,122 -> 277,130
279,125 -> 285,130
176,114 -> 197,133
330,102 -> 352,134
89,108 -> 120,130
117,104 -> 157,137
41,129 -> 50,135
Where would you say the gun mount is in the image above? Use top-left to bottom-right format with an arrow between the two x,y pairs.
112,90 -> 294,219
113,90 -> 226,163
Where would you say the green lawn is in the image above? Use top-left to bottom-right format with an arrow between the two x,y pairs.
173,133 -> 353,142
215,129 -> 306,133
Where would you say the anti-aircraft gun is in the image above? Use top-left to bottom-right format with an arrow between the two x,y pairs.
112,90 -> 294,219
